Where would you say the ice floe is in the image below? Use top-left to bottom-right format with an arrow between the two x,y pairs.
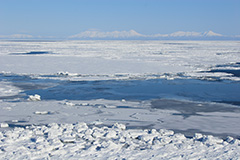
0,99 -> 240,139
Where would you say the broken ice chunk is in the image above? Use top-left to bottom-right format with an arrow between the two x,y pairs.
64,102 -> 75,106
60,137 -> 76,143
0,123 -> 9,128
34,111 -> 50,115
28,94 -> 41,101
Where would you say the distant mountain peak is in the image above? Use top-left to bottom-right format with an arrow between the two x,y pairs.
203,30 -> 222,37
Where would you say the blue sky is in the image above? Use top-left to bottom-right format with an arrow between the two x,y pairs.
0,0 -> 239,37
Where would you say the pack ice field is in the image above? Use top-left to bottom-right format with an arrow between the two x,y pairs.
0,40 -> 240,159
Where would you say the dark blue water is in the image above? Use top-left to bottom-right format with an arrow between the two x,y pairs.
9,51 -> 53,55
1,73 -> 240,106
208,69 -> 240,77
206,62 -> 240,77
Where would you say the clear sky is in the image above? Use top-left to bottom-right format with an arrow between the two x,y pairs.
0,0 -> 239,38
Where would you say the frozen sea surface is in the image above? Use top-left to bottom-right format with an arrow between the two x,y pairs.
0,73 -> 240,139
0,40 -> 240,159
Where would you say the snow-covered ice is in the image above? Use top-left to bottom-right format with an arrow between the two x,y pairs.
0,122 -> 240,159
0,40 -> 240,159
0,40 -> 240,81
1,99 -> 240,138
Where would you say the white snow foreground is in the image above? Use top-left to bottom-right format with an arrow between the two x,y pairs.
0,123 -> 239,159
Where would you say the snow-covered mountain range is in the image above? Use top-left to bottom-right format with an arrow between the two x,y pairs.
167,30 -> 222,37
0,34 -> 33,39
69,30 -> 226,40
0,30 -> 239,40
